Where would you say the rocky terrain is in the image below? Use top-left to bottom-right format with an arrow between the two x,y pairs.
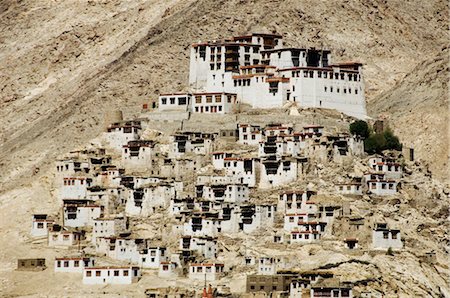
0,0 -> 448,297
1,108 -> 449,297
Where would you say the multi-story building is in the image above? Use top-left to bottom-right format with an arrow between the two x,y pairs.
188,33 -> 366,118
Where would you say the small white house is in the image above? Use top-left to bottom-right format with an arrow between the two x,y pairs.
105,121 -> 141,152
303,125 -> 324,136
264,124 -> 294,137
200,183 -> 249,204
31,214 -> 54,237
48,226 -> 85,247
278,190 -> 316,214
284,213 -> 309,231
368,157 -> 402,179
54,257 -> 94,273
169,132 -> 216,158
92,216 -> 128,243
83,266 -> 141,285
125,184 -> 175,216
290,230 -> 321,243
95,236 -> 119,256
60,177 -> 93,200
183,216 -> 220,238
96,166 -> 123,188
192,92 -> 237,114
238,124 -> 262,145
122,140 -> 157,172
258,138 -> 303,159
109,237 -> 141,260
55,159 -> 90,179
188,263 -> 224,281
180,236 -> 217,259
289,279 -> 310,298
257,257 -> 283,275
63,202 -> 103,228
104,237 -> 168,269
158,93 -> 192,112
367,180 -> 398,196
372,223 -> 403,250
335,183 -> 363,195
158,261 -> 178,278
211,152 -> 237,170
240,204 -> 275,233
259,157 -> 301,188
222,157 -> 257,187
139,247 -> 168,269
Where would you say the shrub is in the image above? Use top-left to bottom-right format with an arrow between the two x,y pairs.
363,128 -> 402,154
384,129 -> 402,151
349,120 -> 370,139
364,133 -> 386,154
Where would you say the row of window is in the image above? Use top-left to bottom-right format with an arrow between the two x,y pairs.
382,231 -> 398,239
242,134 -> 257,140
56,164 -> 71,171
288,216 -> 306,222
291,233 -> 319,240
234,79 -> 252,87
286,203 -> 304,209
63,179 -> 88,186
52,234 -> 71,240
372,165 -> 401,171
108,127 -> 138,134
369,183 -> 396,189
194,106 -> 224,113
191,266 -> 223,273
324,86 -> 359,95
206,46 -> 260,54
56,260 -> 81,267
195,95 -> 227,103
160,97 -> 187,105
86,270 -> 129,277
338,185 -> 361,191
292,70 -> 360,81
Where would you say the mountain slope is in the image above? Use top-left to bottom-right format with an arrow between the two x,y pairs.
0,0 -> 447,188
369,49 -> 449,181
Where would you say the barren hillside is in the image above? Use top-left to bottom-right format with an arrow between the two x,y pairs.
0,0 -> 448,189
369,49 -> 449,180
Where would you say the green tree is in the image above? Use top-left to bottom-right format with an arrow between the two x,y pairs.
364,129 -> 402,154
364,133 -> 386,154
349,120 -> 370,139
384,129 -> 402,151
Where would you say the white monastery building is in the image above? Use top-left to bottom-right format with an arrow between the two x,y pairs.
186,33 -> 367,118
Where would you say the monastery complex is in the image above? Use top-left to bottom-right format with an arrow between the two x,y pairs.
21,33 -> 426,297
152,33 -> 367,119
